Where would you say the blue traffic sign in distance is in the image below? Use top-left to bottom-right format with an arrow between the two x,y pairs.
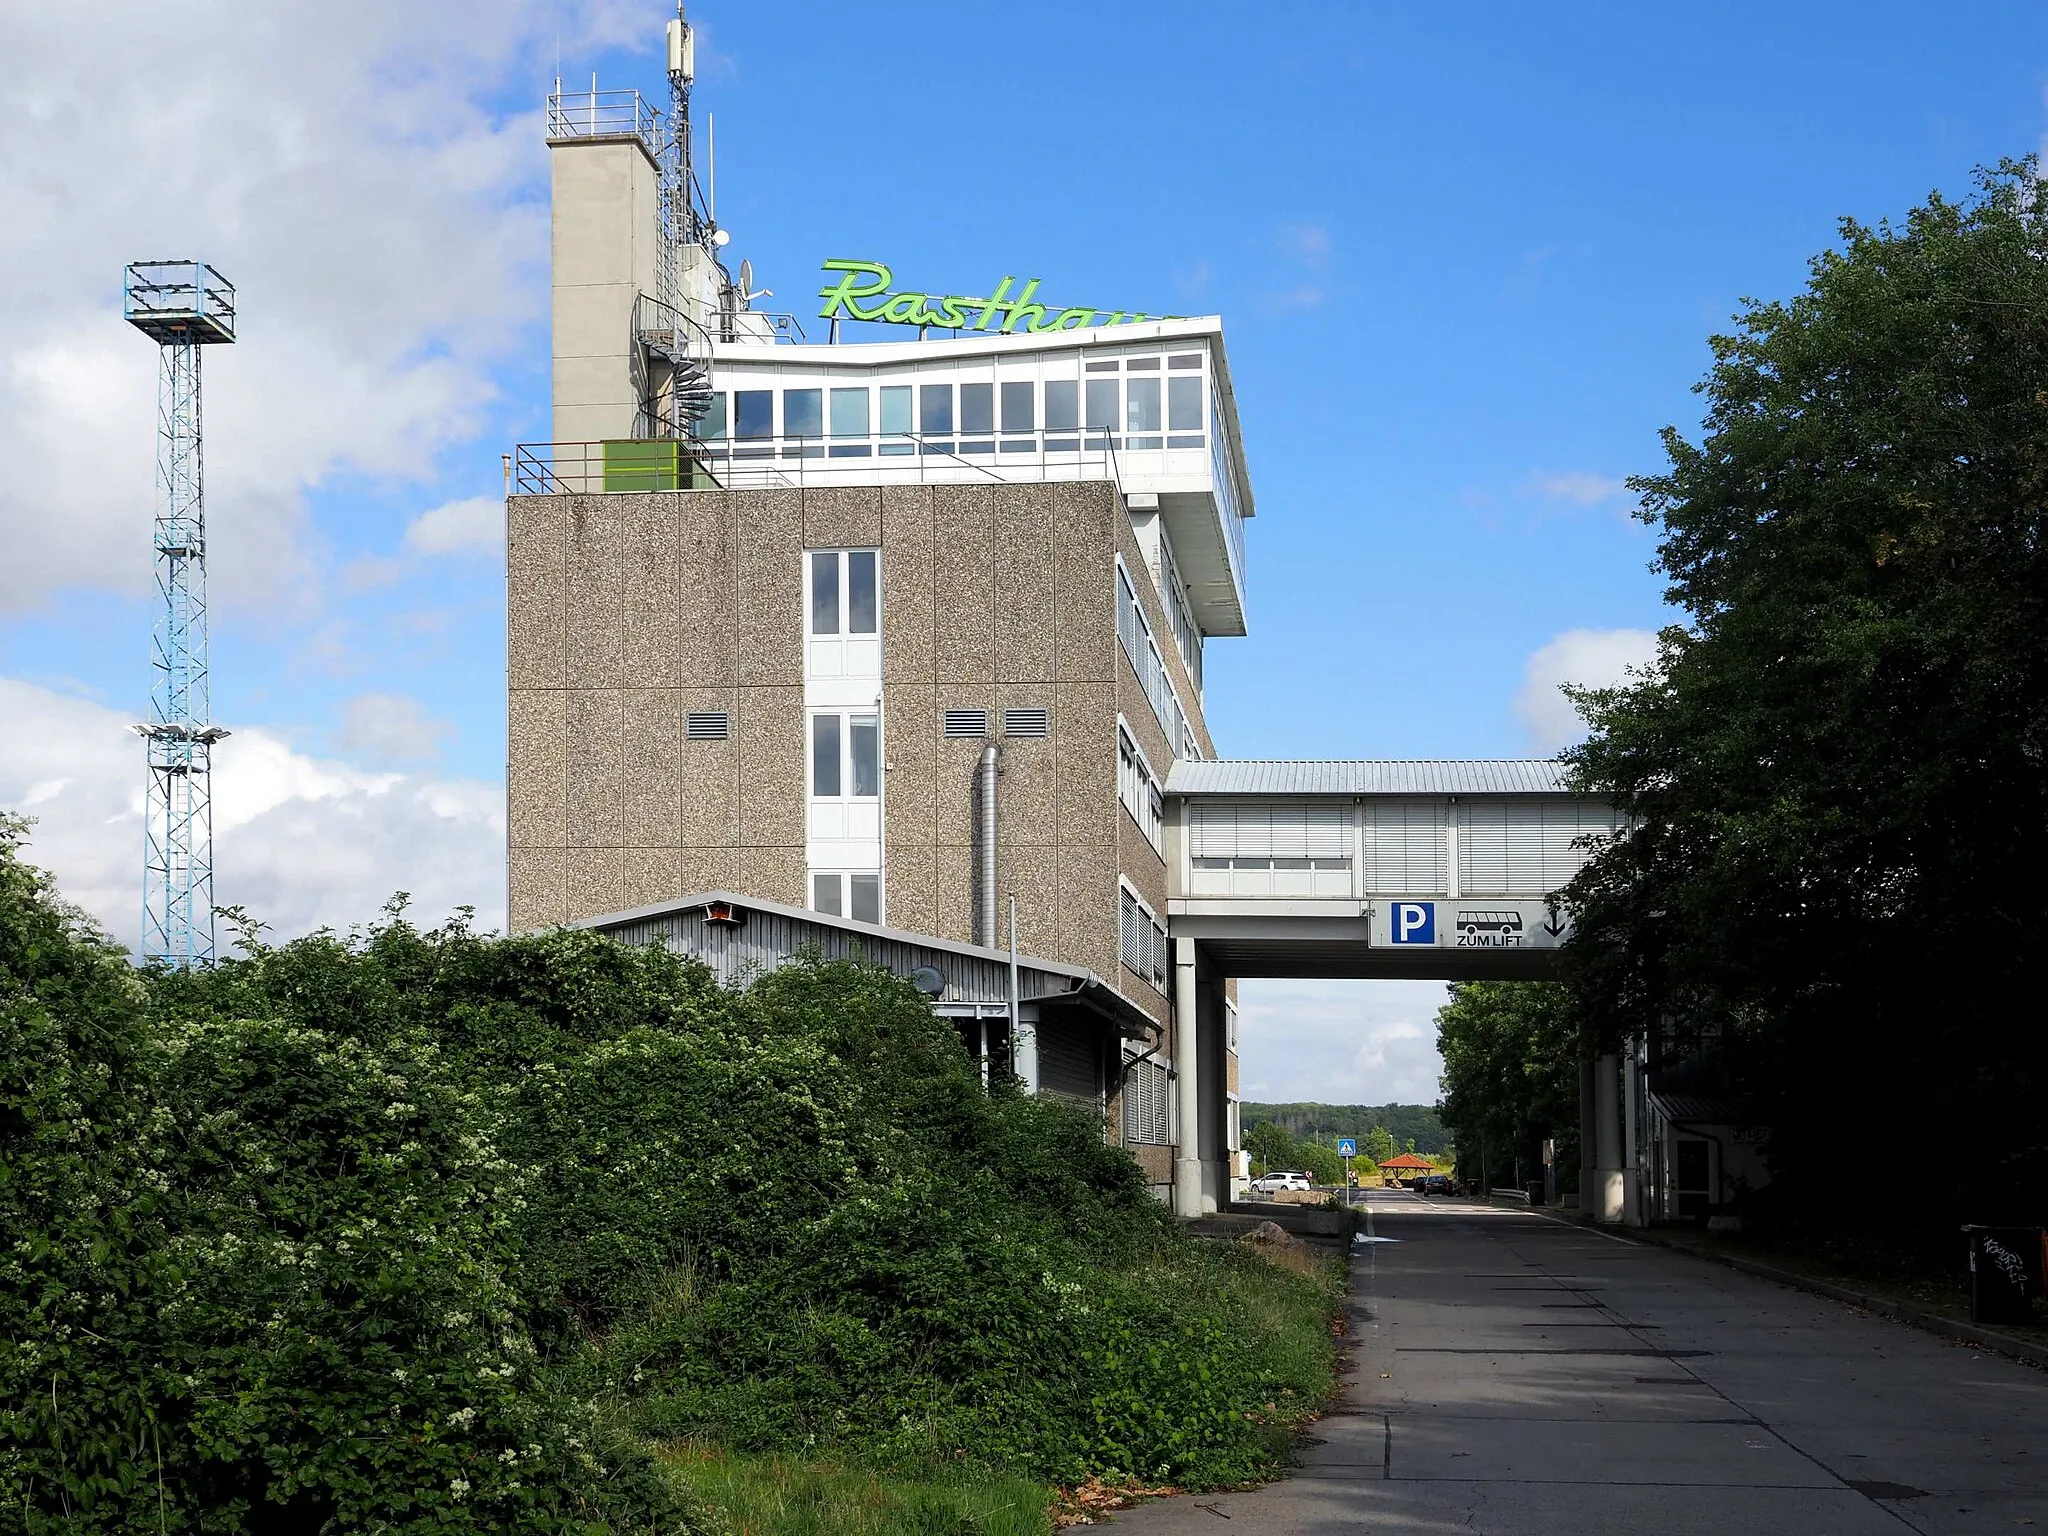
1337,1137 -> 1357,1157
1390,901 -> 1436,945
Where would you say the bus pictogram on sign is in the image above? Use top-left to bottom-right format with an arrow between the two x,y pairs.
1455,910 -> 1525,947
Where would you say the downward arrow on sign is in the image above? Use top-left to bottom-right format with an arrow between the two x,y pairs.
1543,913 -> 1569,939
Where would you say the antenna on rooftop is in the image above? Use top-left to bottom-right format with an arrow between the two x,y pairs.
635,4 -> 716,424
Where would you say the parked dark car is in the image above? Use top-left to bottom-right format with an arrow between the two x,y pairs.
1414,1173 -> 1455,1196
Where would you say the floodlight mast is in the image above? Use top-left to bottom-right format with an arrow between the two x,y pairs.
123,261 -> 235,967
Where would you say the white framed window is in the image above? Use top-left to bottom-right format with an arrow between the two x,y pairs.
806,548 -> 881,680
1115,557 -> 1188,754
1117,722 -> 1163,851
810,710 -> 881,801
811,870 -> 882,925
808,706 -> 882,918
1158,536 -> 1203,691
1118,881 -> 1169,993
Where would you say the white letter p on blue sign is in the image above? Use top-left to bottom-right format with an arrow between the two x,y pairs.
1391,901 -> 1436,945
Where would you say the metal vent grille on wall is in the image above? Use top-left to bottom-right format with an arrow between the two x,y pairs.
943,709 -> 989,738
1002,707 -> 1049,738
685,711 -> 731,741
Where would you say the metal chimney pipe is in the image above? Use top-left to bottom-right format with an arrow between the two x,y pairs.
976,742 -> 1000,947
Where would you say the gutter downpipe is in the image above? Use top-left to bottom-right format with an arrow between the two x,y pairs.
976,744 -> 1000,948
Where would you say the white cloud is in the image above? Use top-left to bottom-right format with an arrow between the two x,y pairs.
0,1 -> 646,617
1277,221 -> 1333,268
0,675 -> 504,949
403,495 -> 505,557
337,692 -> 454,765
1234,979 -> 1450,1105
1528,470 -> 1628,507
1514,627 -> 1659,752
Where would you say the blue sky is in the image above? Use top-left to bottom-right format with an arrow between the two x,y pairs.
6,1 -> 2047,1098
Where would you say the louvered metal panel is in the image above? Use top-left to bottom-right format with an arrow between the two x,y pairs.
1363,798 -> 1445,894
1037,1014 -> 1100,1104
1123,1056 -> 1173,1144
1190,800 -> 1349,859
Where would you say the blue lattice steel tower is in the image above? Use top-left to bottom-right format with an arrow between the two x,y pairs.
124,262 -> 235,966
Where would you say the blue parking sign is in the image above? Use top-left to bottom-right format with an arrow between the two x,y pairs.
1337,1137 -> 1357,1158
1389,901 -> 1436,945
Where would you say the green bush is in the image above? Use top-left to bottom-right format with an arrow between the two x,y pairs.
2,822 -> 1341,1527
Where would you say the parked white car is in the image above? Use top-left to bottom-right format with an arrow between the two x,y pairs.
1249,1170 -> 1313,1194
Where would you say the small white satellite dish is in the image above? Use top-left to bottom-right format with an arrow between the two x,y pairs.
738,258 -> 753,293
711,228 -> 731,248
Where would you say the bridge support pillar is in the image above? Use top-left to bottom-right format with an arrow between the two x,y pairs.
1591,1050 -> 1626,1223
1172,936 -> 1205,1218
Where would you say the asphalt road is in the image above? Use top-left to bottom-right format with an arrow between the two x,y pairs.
1110,1190 -> 2048,1534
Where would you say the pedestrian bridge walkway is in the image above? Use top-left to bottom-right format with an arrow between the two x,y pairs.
1161,759 -> 1621,979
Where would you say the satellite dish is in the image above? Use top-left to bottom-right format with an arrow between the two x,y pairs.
908,966 -> 945,999
738,258 -> 753,294
711,228 -> 731,247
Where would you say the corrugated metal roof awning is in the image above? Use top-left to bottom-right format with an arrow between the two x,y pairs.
1648,1093 -> 1763,1126
569,890 -> 1160,1042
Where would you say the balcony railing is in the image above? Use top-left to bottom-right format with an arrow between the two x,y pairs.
511,428 -> 1132,496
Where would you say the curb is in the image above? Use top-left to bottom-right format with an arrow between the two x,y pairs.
1532,1204 -> 2048,1372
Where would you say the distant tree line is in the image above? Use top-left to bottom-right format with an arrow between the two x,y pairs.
1240,1102 -> 1449,1157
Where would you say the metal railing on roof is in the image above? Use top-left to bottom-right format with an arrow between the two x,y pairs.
510,427 -> 1131,496
545,87 -> 660,157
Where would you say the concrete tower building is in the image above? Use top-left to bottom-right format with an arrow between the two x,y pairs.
507,49 -> 1254,1202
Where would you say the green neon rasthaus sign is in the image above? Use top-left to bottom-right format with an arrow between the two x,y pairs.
817,259 -> 1174,334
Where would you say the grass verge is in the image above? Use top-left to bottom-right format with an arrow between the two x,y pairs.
656,1235 -> 1349,1534
663,1446 -> 1055,1535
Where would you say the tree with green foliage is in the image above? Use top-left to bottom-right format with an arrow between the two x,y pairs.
1434,982 -> 1579,1190
1362,1126 -> 1396,1165
1564,164 -> 2048,1246
1243,1119 -> 1297,1176
1294,1141 -> 1343,1188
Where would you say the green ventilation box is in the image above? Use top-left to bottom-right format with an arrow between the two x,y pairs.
602,438 -> 684,491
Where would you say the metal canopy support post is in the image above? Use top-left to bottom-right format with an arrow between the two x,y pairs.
1172,935 -> 1203,1217
1008,893 -> 1035,1093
